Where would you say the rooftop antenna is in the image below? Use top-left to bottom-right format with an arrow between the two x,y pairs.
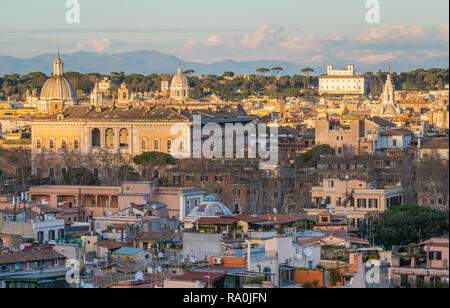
388,63 -> 391,74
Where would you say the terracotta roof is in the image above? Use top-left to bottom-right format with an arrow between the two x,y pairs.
367,117 -> 396,127
380,128 -> 413,136
34,106 -> 190,123
197,216 -> 238,226
420,137 -> 449,150
97,240 -> 122,250
139,230 -> 179,242
0,248 -> 66,264
235,214 -> 300,224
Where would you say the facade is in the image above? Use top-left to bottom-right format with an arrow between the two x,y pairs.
390,237 -> 449,288
29,105 -> 192,178
319,65 -> 369,95
307,178 -> 403,227
29,182 -> 204,222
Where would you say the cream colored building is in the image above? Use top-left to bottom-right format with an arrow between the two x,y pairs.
306,178 -> 403,227
319,64 -> 369,95
29,106 -> 192,178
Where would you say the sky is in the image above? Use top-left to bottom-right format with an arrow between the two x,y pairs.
0,0 -> 448,70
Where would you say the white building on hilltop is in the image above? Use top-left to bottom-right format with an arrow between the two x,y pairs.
319,64 -> 369,96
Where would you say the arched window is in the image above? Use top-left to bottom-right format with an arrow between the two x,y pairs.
73,139 -> 80,151
36,138 -> 42,149
167,139 -> 172,153
153,139 -> 160,151
61,139 -> 67,151
106,128 -> 115,148
141,138 -> 147,151
49,138 -> 55,150
92,128 -> 101,147
119,128 -> 129,147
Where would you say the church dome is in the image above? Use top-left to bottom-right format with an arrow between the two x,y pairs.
170,65 -> 190,100
188,194 -> 233,217
40,52 -> 77,101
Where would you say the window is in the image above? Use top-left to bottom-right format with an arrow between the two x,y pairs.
186,175 -> 194,182
49,138 -> 55,150
92,129 -> 101,147
328,180 -> 334,188
36,138 -> 42,149
369,199 -> 378,209
106,128 -> 115,148
173,176 -> 181,185
201,176 -> 208,182
153,139 -> 160,151
393,139 -> 397,147
215,176 -> 223,182
357,198 -> 367,208
233,189 -> 241,196
119,128 -> 129,147
141,139 -> 147,151
61,139 -> 67,151
167,139 -> 172,153
73,139 -> 80,150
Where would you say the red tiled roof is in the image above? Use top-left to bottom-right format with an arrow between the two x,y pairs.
97,240 -> 122,250
197,216 -> 238,226
235,214 -> 301,224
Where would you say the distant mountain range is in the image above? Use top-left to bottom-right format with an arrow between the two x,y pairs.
1,50 -> 446,76
0,50 -> 318,76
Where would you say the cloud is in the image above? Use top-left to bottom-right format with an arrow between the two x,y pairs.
77,38 -> 112,53
180,23 -> 449,70
359,53 -> 397,64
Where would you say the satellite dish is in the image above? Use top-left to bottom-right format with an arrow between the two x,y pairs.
19,244 -> 25,251
157,266 -> 162,273
93,259 -> 98,265
158,252 -> 164,258
272,208 -> 277,214
9,248 -> 14,252
190,257 -> 196,263
304,248 -> 312,257
102,233 -> 108,239
181,256 -> 185,263
295,253 -> 303,260
135,271 -> 144,281
116,234 -> 121,240
86,267 -> 92,274
80,281 -> 85,287
83,283 -> 94,288
147,267 -> 153,274
96,229 -> 100,234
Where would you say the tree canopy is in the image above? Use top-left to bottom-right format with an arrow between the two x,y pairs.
357,205 -> 449,249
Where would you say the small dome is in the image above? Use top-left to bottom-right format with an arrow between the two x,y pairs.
188,194 -> 232,217
170,65 -> 190,100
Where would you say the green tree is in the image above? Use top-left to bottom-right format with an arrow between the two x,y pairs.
357,205 -> 449,249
